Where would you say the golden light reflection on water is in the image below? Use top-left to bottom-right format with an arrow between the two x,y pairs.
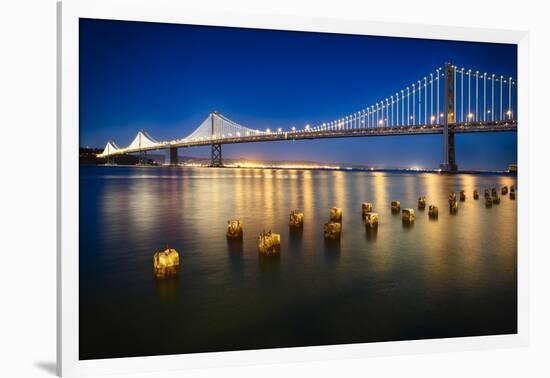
86,166 -> 518,358
97,168 -> 517,297
301,170 -> 314,228
367,172 -> 393,272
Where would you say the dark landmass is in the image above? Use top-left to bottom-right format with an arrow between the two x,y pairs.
80,148 -> 160,166
79,148 -> 516,175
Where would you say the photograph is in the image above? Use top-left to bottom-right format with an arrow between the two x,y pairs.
78,18 -> 517,360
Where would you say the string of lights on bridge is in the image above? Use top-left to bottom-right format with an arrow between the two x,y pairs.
99,64 -> 517,157
305,65 -> 516,133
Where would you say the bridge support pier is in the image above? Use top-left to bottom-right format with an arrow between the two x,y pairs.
440,62 -> 458,172
138,150 -> 147,165
210,143 -> 222,167
106,155 -> 115,165
440,133 -> 457,172
165,146 -> 179,166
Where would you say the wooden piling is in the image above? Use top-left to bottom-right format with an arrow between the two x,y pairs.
402,208 -> 415,223
364,212 -> 378,229
428,205 -> 439,219
449,193 -> 458,213
153,248 -> 180,278
391,200 -> 401,214
324,222 -> 342,240
226,219 -> 243,240
330,207 -> 342,223
289,210 -> 304,228
362,202 -> 373,216
258,230 -> 281,255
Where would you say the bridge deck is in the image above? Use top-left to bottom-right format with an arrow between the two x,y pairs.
101,120 -> 517,156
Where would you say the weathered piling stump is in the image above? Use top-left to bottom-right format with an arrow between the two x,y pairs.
449,193 -> 457,205
364,212 -> 379,229
449,192 -> 457,203
428,205 -> 439,219
324,222 -> 342,240
473,189 -> 479,200
391,200 -> 401,214
510,185 -> 516,199
449,200 -> 458,213
362,202 -> 373,217
449,193 -> 458,213
492,194 -> 501,204
485,196 -> 493,207
258,230 -> 281,256
289,210 -> 304,228
491,188 -> 497,197
226,219 -> 243,240
460,190 -> 466,201
153,248 -> 180,278
402,208 -> 415,223
330,207 -> 343,223
484,189 -> 491,199
418,196 -> 426,210
502,186 -> 508,195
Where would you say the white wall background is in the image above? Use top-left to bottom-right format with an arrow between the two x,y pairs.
0,0 -> 548,377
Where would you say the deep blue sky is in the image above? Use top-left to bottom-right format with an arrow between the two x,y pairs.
80,18 -> 517,170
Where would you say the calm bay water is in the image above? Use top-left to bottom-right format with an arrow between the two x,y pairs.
79,165 -> 517,360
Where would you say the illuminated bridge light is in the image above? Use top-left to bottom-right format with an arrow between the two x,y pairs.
98,65 -> 516,168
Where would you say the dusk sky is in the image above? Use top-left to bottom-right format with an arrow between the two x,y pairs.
79,18 -> 517,170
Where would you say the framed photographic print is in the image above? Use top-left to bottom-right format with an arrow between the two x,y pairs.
58,0 -> 529,376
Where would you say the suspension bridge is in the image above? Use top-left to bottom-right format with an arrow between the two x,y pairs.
97,63 -> 517,171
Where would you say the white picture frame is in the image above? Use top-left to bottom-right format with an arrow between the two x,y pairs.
57,0 -> 529,376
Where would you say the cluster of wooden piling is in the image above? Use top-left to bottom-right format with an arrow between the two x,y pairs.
152,183 -> 516,275
241,184 -> 514,255
362,202 -> 379,230
324,207 -> 343,240
478,185 -> 515,207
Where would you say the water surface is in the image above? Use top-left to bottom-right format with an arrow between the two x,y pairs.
79,166 -> 517,359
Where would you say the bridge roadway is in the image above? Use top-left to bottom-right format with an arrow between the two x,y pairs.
104,120 -> 517,156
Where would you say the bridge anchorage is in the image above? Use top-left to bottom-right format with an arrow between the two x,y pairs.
97,62 -> 517,171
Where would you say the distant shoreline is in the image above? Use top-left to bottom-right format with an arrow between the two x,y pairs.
81,163 -> 517,176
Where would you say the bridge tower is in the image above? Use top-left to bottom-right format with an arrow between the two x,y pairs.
440,63 -> 458,172
165,146 -> 179,166
210,111 -> 223,167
